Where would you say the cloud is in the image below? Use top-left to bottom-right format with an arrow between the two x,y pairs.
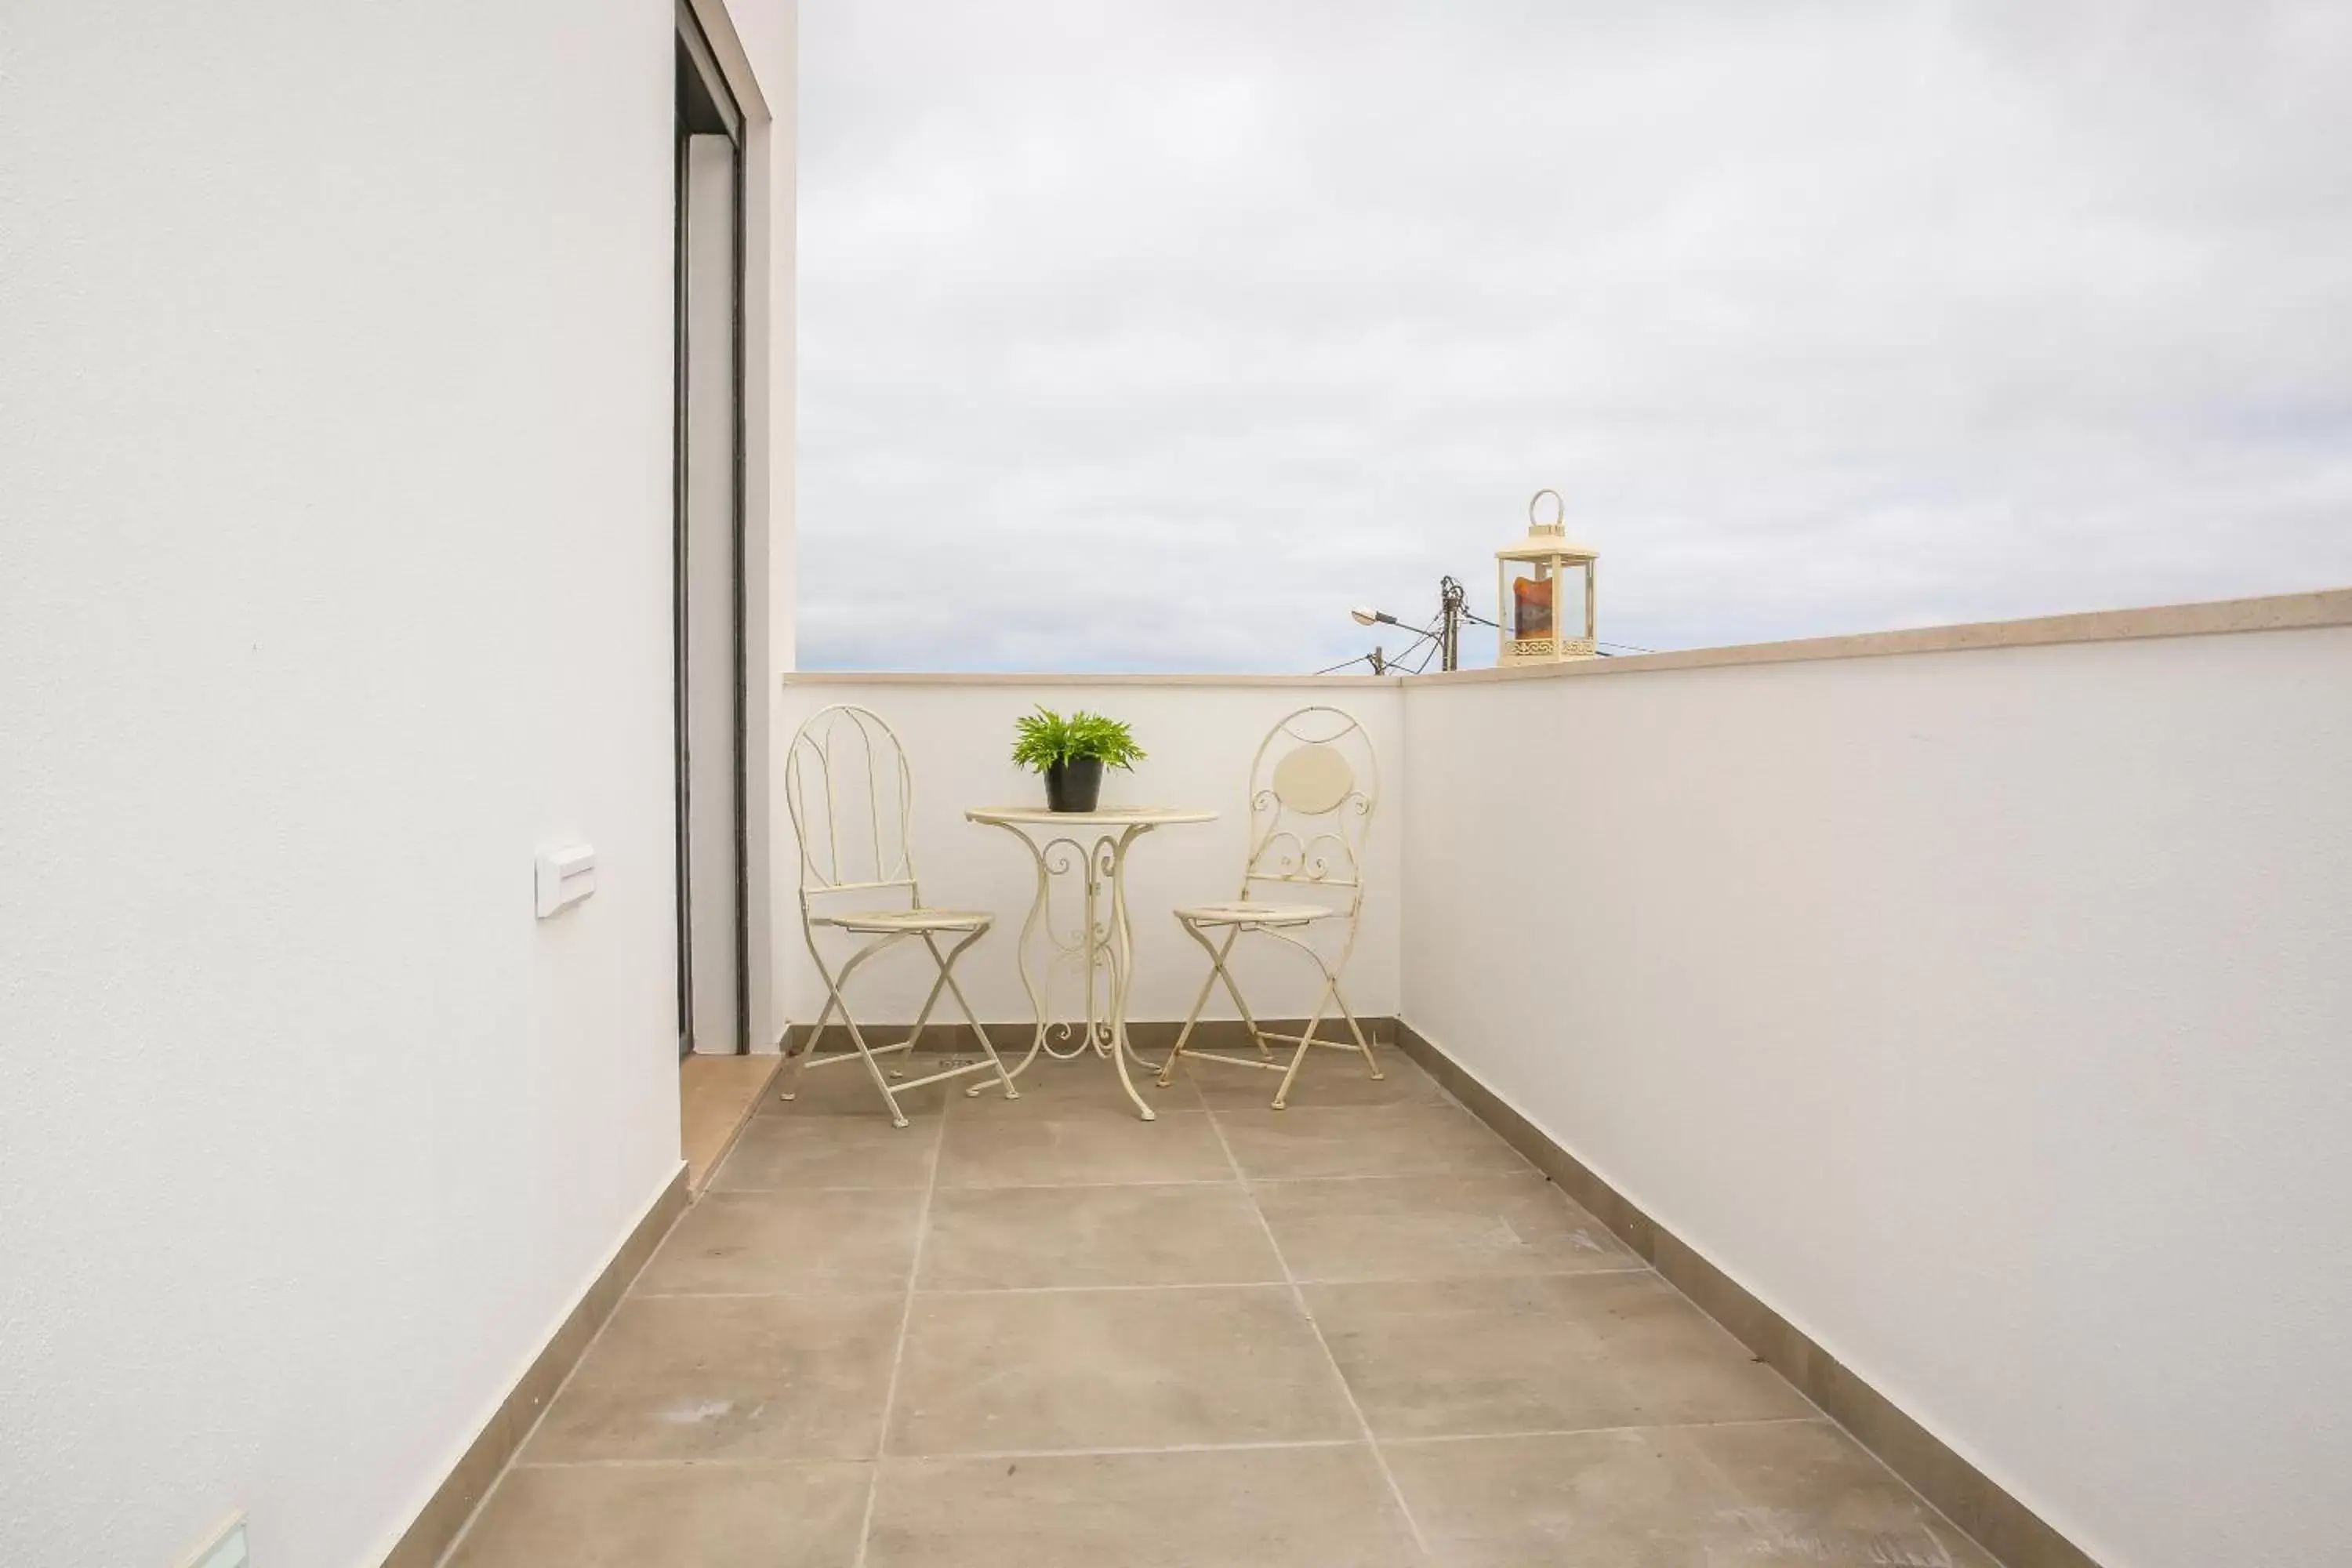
797,0 -> 2352,671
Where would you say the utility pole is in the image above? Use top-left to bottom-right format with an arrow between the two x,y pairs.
1437,575 -> 1468,672
1338,579 -> 1493,676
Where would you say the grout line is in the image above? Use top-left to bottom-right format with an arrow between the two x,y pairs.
1279,1265 -> 1657,1286
633,1281 -> 1288,1301
512,1456 -> 884,1471
1381,1415 -> 1828,1447
715,1167 -> 1566,1193
927,1265 -> 1654,1290
851,1099 -> 946,1568
930,1176 -> 1238,1191
717,1176 -> 1240,1194
1200,1108 -> 1433,1563
837,1436 -> 1370,1465
508,1415 -> 1839,1471
1232,1167 -> 1552,1187
630,1266 -> 1660,1301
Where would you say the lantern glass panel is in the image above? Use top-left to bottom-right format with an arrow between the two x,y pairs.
1563,561 -> 1592,640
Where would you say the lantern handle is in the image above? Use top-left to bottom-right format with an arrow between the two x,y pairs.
1529,488 -> 1566,530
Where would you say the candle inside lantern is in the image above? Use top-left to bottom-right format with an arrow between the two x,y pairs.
1512,574 -> 1555,640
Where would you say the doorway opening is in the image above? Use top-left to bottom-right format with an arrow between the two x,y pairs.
674,3 -> 747,1058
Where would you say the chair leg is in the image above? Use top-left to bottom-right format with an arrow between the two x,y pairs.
1330,978 -> 1383,1081
840,1015 -> 909,1127
1214,938 -> 1275,1057
1271,974 -> 1339,1110
897,959 -> 953,1065
1254,926 -> 1380,1104
1157,922 -> 1231,1085
777,985 -> 844,1102
803,933 -> 920,1127
927,931 -> 1019,1102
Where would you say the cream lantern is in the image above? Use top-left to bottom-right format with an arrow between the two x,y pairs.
1495,488 -> 1598,665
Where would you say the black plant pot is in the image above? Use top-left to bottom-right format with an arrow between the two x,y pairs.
1044,756 -> 1104,812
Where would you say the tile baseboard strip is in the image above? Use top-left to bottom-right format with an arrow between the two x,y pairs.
1392,1018 -> 2100,1568
379,1163 -> 691,1568
782,1017 -> 1397,1056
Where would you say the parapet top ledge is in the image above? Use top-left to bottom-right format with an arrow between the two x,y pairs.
781,586 -> 2352,688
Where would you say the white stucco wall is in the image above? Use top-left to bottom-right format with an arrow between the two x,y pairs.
1397,623 -> 2352,1568
0,2 -> 793,1564
775,679 -> 1403,1034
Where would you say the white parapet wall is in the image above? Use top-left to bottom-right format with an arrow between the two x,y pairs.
775,676 -> 1404,1037
1396,596 -> 2352,1568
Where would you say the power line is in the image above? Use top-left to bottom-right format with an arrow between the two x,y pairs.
1316,623 -> 1439,677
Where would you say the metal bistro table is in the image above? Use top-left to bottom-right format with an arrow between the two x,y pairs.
964,804 -> 1216,1121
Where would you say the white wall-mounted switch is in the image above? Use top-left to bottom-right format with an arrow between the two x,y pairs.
181,1515 -> 249,1568
535,843 -> 597,918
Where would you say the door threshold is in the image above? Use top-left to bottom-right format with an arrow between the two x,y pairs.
681,1053 -> 784,1193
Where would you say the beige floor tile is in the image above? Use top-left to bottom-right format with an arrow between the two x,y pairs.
448,1461 -> 868,1568
1214,1102 -> 1530,1180
888,1284 -> 1359,1454
956,1047 -> 1203,1120
442,1062 -> 1990,1568
713,1113 -> 938,1191
1254,1174 -> 1639,1282
920,1182 -> 1283,1290
1686,1419 -> 2002,1567
1181,1047 -> 1451,1109
935,1109 -> 1233,1188
1384,1428 -> 1740,1567
523,1294 -> 898,1462
865,1446 -> 1421,1568
1304,1276 -> 1637,1438
1558,1271 -> 1819,1429
637,1189 -> 923,1296
1301,1274 -> 1813,1438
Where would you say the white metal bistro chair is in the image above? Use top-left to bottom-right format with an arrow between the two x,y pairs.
780,704 -> 1018,1127
1157,706 -> 1382,1108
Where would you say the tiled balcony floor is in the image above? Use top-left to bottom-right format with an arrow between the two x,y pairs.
445,1046 -> 1998,1567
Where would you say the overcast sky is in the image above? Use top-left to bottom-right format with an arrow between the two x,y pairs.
797,0 -> 2352,673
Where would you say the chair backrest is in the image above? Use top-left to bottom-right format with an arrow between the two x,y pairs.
1239,706 -> 1377,912
784,704 -> 919,909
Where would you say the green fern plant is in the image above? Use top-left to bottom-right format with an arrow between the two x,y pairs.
1010,706 -> 1146,773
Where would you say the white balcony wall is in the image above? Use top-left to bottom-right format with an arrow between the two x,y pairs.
775,677 -> 1403,1036
0,2 -> 793,1565
1398,616 -> 2352,1568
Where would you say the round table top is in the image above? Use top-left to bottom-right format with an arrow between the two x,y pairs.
966,804 -> 1218,828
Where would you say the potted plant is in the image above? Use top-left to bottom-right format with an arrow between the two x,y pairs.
1011,706 -> 1146,812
